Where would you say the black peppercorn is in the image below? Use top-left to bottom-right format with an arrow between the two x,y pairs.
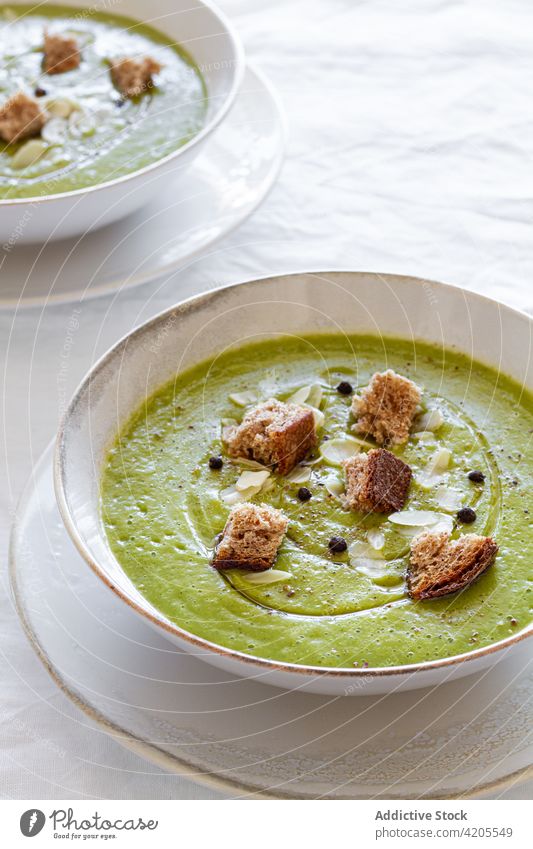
457,507 -> 477,524
208,455 -> 223,470
298,487 -> 312,502
468,470 -> 485,483
328,536 -> 347,553
336,381 -> 353,395
34,86 -> 47,97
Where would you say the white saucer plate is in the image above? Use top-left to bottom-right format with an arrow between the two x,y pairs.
10,446 -> 533,799
0,65 -> 285,307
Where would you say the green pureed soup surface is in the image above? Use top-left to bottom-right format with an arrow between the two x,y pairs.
101,335 -> 533,668
0,5 -> 207,198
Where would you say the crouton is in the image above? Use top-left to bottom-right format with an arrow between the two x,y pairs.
344,448 -> 412,513
352,369 -> 421,446
408,531 -> 498,600
213,502 -> 288,572
43,31 -> 81,74
0,92 -> 47,144
109,57 -> 162,98
224,399 -> 317,475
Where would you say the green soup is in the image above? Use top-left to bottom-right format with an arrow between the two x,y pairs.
0,5 -> 207,198
101,335 -> 533,668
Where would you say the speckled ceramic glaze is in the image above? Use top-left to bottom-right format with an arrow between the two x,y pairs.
55,271 -> 533,695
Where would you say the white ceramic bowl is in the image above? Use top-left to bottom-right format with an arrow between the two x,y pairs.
55,271 -> 533,695
0,0 -> 244,244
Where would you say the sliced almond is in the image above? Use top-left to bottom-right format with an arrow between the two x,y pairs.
221,424 -> 236,444
288,385 -> 311,405
367,528 -> 385,550
219,485 -> 244,505
435,485 -> 463,512
428,447 -> 452,473
41,116 -> 67,144
306,405 -> 325,428
241,569 -> 292,585
285,464 -> 312,484
413,408 -> 444,433
351,557 -> 390,579
417,447 -> 452,489
46,97 -> 79,118
319,436 -> 371,466
11,139 -> 48,169
222,468 -> 272,502
242,569 -> 292,586
229,391 -> 257,407
235,469 -> 270,491
399,512 -> 454,539
349,540 -> 385,561
288,383 -> 323,408
430,514 -> 454,535
324,475 -> 344,498
413,431 -> 438,443
220,483 -> 262,505
307,384 -> 323,408
388,510 -> 441,527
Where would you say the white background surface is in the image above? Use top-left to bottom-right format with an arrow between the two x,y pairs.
1,0 -> 533,799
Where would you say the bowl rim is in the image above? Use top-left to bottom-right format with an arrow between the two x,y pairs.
0,0 -> 245,207
54,270 -> 533,680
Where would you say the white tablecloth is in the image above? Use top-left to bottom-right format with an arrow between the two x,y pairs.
1,0 -> 532,799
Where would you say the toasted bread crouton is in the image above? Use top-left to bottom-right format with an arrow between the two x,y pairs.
43,31 -> 81,74
224,399 -> 317,475
0,92 -> 47,144
344,448 -> 412,513
352,370 -> 421,446
213,502 -> 288,572
110,57 -> 162,98
408,531 -> 498,600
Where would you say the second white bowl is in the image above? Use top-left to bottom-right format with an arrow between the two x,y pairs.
0,0 -> 244,244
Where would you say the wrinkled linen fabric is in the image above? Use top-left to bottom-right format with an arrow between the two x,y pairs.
1,0 -> 532,798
